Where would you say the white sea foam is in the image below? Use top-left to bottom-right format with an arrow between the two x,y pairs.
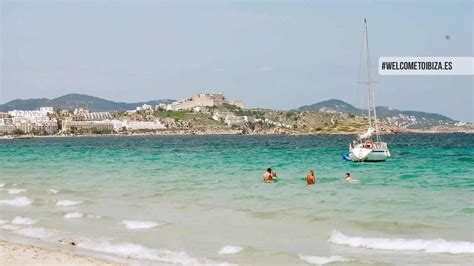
121,220 -> 161,229
56,200 -> 82,206
0,183 -> 5,188
47,189 -> 59,194
218,245 -> 243,255
12,216 -> 38,225
0,197 -> 33,206
329,230 -> 474,254
299,254 -> 351,265
0,219 -> 9,225
77,240 -> 202,265
64,212 -> 84,219
13,227 -> 57,240
1,224 -> 21,231
9,226 -> 227,265
87,214 -> 102,219
8,188 -> 27,194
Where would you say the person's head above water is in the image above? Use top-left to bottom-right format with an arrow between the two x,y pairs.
309,170 -> 314,175
267,168 -> 272,173
345,172 -> 351,177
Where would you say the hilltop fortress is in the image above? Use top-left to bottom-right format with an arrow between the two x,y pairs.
166,93 -> 244,111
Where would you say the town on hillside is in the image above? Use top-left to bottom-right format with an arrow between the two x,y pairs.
0,92 -> 471,137
0,93 -> 260,136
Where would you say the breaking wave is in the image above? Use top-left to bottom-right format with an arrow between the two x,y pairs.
218,245 -> 243,255
12,216 -> 38,225
8,188 -> 27,194
47,189 -> 59,194
64,212 -> 84,219
121,220 -> 162,229
329,230 -> 474,254
299,254 -> 351,265
56,200 -> 82,206
0,197 -> 33,206
10,226 -> 229,265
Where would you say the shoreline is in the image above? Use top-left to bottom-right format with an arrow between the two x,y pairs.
1,129 -> 472,139
0,239 -> 121,266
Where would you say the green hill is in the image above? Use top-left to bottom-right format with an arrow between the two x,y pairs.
0,94 -> 174,112
295,99 -> 456,129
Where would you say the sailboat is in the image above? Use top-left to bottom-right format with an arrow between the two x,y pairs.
348,18 -> 390,162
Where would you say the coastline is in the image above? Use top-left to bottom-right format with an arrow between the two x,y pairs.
2,127 -> 472,140
0,240 -> 121,266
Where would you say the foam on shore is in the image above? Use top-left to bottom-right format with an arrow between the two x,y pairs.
329,230 -> 474,254
9,226 -> 227,265
78,239 -> 219,265
56,200 -> 82,206
47,189 -> 59,194
121,220 -> 161,229
13,227 -> 57,240
64,212 -> 84,219
1,224 -> 22,231
0,197 -> 33,206
299,254 -> 351,265
218,245 -> 243,255
8,188 -> 27,194
12,216 -> 38,225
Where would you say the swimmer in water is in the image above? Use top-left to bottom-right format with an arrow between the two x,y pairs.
344,172 -> 353,181
306,170 -> 316,185
263,168 -> 273,183
272,171 -> 278,181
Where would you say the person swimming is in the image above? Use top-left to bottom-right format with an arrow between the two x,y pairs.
344,172 -> 353,181
306,170 -> 316,185
272,171 -> 278,181
263,168 -> 273,183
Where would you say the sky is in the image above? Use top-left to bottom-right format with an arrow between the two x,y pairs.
1,0 -> 473,121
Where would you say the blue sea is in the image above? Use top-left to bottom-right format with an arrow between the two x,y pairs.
0,134 -> 473,265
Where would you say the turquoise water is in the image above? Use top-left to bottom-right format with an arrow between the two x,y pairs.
0,134 -> 473,265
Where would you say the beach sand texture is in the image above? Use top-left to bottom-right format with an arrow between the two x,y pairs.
0,240 -> 119,266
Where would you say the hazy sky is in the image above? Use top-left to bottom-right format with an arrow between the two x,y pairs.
1,0 -> 473,121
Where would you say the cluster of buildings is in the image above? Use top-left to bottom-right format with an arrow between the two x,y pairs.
61,108 -> 165,133
0,92 -> 250,135
212,112 -> 255,126
0,107 -> 58,134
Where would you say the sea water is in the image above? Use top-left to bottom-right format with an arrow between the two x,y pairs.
0,134 -> 473,265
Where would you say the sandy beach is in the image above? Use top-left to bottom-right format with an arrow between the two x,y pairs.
0,240 -> 120,266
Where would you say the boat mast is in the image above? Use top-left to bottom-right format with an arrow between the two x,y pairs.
364,18 -> 372,128
364,18 -> 380,141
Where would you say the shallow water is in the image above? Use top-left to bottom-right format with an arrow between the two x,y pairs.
0,134 -> 473,265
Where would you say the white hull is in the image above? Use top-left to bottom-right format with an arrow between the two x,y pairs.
349,149 -> 388,162
349,142 -> 390,162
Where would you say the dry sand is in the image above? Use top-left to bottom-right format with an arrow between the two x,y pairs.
0,240 -> 121,266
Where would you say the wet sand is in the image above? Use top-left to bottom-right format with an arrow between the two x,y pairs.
0,240 -> 120,266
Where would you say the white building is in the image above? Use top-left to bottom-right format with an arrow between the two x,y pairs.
109,120 -> 166,131
135,104 -> 153,111
72,108 -> 111,121
212,112 -> 255,126
5,107 -> 58,133
8,106 -> 53,121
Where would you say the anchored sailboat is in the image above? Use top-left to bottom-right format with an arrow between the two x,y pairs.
348,18 -> 390,162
